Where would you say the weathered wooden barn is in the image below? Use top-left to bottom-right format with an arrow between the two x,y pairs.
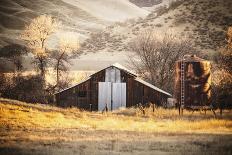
55,63 -> 171,111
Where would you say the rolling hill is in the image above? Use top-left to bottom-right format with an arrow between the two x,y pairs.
0,0 -> 149,47
81,0 -> 232,58
0,0 -> 156,70
1,0 -> 231,70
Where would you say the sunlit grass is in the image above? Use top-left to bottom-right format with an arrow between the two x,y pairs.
0,98 -> 231,134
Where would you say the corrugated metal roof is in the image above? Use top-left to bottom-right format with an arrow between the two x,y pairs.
54,77 -> 91,95
135,77 -> 172,96
90,63 -> 137,78
111,63 -> 137,76
176,55 -> 207,62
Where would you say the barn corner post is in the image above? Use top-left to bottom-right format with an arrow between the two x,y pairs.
89,104 -> 92,112
152,103 -> 155,113
111,80 -> 113,111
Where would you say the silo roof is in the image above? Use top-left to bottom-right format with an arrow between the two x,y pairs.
176,55 -> 208,62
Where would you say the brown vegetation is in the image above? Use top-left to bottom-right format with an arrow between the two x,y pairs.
0,98 -> 231,154
212,26 -> 232,109
129,31 -> 196,92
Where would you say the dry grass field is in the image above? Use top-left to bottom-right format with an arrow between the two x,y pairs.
0,98 -> 232,155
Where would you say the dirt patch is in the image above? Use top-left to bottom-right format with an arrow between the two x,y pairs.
0,128 -> 232,155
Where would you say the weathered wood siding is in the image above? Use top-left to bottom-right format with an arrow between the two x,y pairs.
55,66 -> 170,110
129,80 -> 168,106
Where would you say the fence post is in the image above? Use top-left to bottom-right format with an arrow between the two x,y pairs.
90,104 -> 92,112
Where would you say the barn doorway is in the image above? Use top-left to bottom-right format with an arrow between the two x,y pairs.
98,82 -> 126,111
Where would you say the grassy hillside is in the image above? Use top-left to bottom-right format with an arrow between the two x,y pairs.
1,98 -> 232,133
1,0 -> 231,70
0,0 -> 101,46
81,0 -> 232,56
0,98 -> 232,154
0,0 -> 148,48
0,0 -> 153,71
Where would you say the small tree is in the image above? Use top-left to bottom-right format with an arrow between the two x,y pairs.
0,44 -> 29,96
211,70 -> 232,109
129,30 -> 196,92
227,26 -> 232,49
52,34 -> 80,91
220,26 -> 232,74
213,26 -> 232,110
0,44 -> 28,76
21,15 -> 59,81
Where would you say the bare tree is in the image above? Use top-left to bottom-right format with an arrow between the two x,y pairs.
21,15 -> 59,81
52,34 -> 80,91
129,30 -> 196,92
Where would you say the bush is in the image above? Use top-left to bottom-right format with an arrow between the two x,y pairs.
2,75 -> 49,103
212,82 -> 232,109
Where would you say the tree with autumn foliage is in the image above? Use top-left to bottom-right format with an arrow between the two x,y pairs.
21,15 -> 59,81
213,26 -> 232,109
51,34 -> 80,91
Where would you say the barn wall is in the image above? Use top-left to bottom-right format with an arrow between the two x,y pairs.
55,66 -> 170,110
89,67 -> 135,110
89,69 -> 105,110
76,80 -> 91,109
55,79 -> 91,109
56,87 -> 76,107
128,79 -> 169,107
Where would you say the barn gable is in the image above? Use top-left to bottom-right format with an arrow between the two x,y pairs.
55,63 -> 172,111
92,63 -> 137,78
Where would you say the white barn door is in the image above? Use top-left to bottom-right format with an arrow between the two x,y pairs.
98,82 -> 111,111
112,83 -> 126,110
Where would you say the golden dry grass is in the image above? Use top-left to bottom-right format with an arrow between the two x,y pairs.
0,98 -> 232,155
0,98 -> 231,134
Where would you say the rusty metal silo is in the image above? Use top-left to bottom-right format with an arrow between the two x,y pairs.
174,55 -> 211,108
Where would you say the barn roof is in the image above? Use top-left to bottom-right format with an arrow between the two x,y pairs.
135,78 -> 172,96
55,63 -> 171,97
91,63 -> 137,77
111,63 -> 137,76
54,77 -> 91,95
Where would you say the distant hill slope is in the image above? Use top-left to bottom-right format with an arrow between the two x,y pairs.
81,0 -> 232,55
64,0 -> 149,22
0,0 -> 148,47
129,0 -> 162,7
1,0 -> 231,70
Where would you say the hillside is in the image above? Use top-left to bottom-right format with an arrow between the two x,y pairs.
129,0 -> 163,7
1,0 -> 232,71
81,0 -> 232,56
0,0 -> 149,47
0,98 -> 232,155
